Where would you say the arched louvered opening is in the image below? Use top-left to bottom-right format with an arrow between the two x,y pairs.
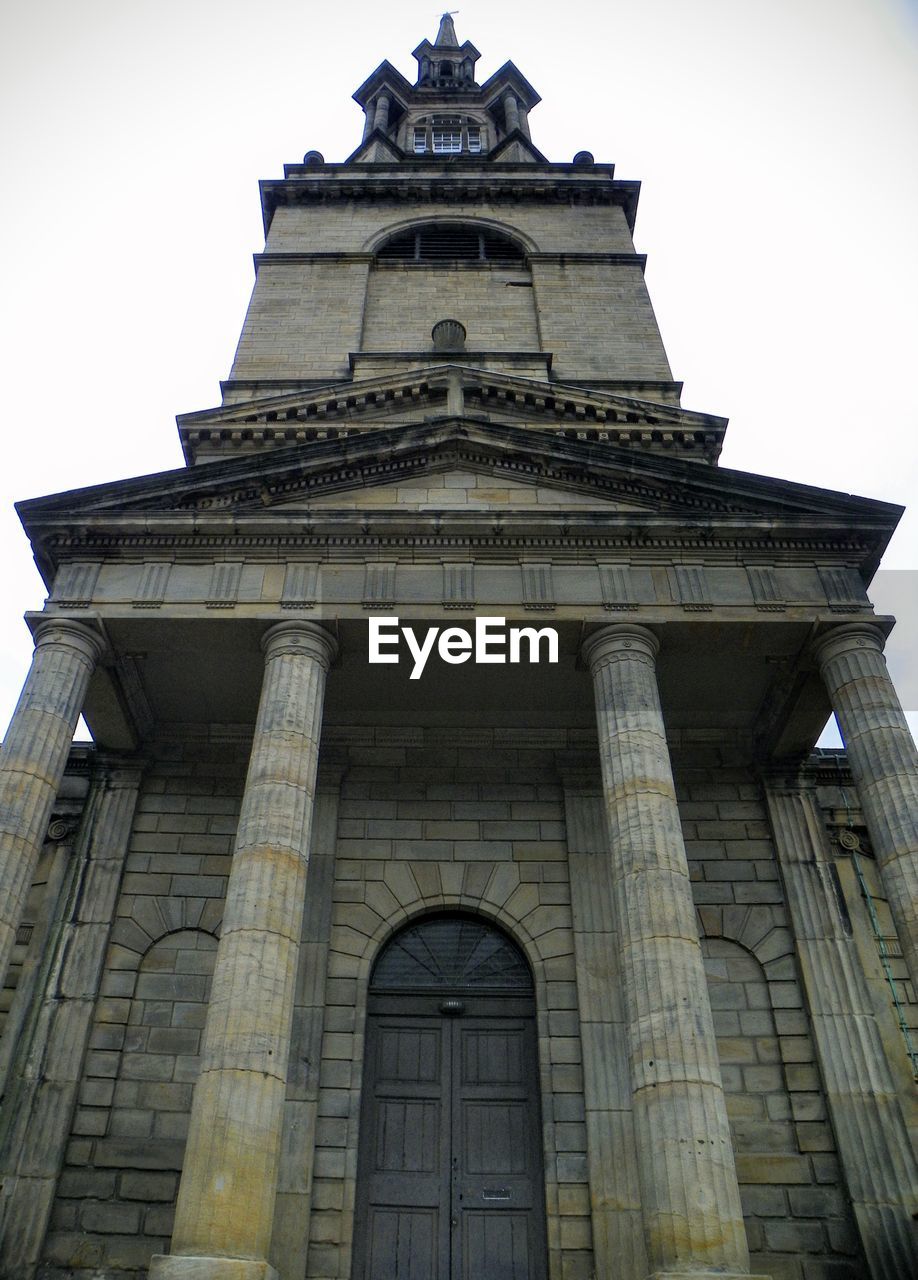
371,913 -> 533,992
376,223 -> 527,265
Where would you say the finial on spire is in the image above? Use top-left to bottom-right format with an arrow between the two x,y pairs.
435,12 -> 460,47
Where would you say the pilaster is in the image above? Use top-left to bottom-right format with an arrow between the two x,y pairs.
763,769 -> 918,1277
0,755 -> 144,1277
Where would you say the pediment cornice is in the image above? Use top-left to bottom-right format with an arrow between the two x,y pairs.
19,418 -> 901,582
176,363 -> 727,464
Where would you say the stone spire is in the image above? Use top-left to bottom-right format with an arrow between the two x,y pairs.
435,12 -> 460,47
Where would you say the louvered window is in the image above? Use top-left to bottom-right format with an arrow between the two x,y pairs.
467,126 -> 481,153
376,223 -> 526,264
413,128 -> 427,154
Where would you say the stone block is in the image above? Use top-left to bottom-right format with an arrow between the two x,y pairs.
94,1137 -> 186,1170
787,1186 -> 845,1218
147,1026 -> 202,1055
79,1078 -> 116,1108
109,1108 -> 155,1137
137,1081 -> 195,1110
102,1234 -> 166,1268
71,1107 -> 108,1136
120,1170 -> 178,1201
57,1169 -> 118,1199
763,1220 -> 826,1253
734,1153 -> 811,1184
739,1185 -> 787,1217
154,1111 -> 191,1140
145,1202 -> 177,1234
80,1201 -> 142,1234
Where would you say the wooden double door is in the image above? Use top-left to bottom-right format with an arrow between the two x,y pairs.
353,990 -> 548,1280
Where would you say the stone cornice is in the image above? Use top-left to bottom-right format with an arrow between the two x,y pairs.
261,168 -> 639,234
175,366 -> 725,464
31,523 -> 888,562
250,251 -> 647,272
18,420 -> 900,584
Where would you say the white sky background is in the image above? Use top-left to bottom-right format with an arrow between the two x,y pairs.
0,0 -> 916,744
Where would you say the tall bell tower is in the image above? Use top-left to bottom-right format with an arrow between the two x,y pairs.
0,16 -> 916,1280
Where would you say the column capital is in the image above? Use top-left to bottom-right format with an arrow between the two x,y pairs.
261,620 -> 337,669
32,616 -> 105,665
812,622 -> 886,669
581,622 -> 659,672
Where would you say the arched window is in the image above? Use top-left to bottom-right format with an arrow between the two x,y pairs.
371,913 -> 533,991
376,223 -> 526,265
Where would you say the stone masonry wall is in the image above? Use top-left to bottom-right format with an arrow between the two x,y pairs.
531,259 -> 672,381
306,730 -> 591,1280
33,734 -> 865,1280
361,262 -> 538,352
680,756 -> 864,1280
263,202 -> 638,256
41,733 -> 246,1277
229,260 -> 370,384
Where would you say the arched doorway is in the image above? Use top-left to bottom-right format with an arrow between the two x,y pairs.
353,914 -> 548,1280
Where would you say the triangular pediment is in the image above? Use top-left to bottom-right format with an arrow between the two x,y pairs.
273,461 -> 663,513
344,130 -> 405,165
17,417 -> 901,591
177,363 -> 729,465
486,131 -> 547,165
20,417 -> 901,550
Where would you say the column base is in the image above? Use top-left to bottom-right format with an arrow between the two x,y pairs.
149,1257 -> 278,1280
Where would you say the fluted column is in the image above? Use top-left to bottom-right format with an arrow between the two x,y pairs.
814,623 -> 918,989
0,618 -> 103,986
150,621 -> 336,1280
582,624 -> 761,1280
503,89 -> 520,132
764,772 -> 918,1277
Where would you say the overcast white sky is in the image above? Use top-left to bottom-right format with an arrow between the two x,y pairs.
1,0 -> 916,744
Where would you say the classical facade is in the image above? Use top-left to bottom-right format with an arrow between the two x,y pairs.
0,16 -> 916,1280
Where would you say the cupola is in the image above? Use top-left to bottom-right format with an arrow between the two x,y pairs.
412,12 -> 481,88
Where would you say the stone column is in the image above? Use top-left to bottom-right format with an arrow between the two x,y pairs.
0,618 -> 103,987
150,621 -> 336,1280
582,624 -> 762,1280
763,771 -> 918,1278
373,92 -> 390,134
503,89 -> 520,132
813,623 -> 918,989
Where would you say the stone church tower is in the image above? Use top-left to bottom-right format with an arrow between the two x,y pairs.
0,16 -> 915,1280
